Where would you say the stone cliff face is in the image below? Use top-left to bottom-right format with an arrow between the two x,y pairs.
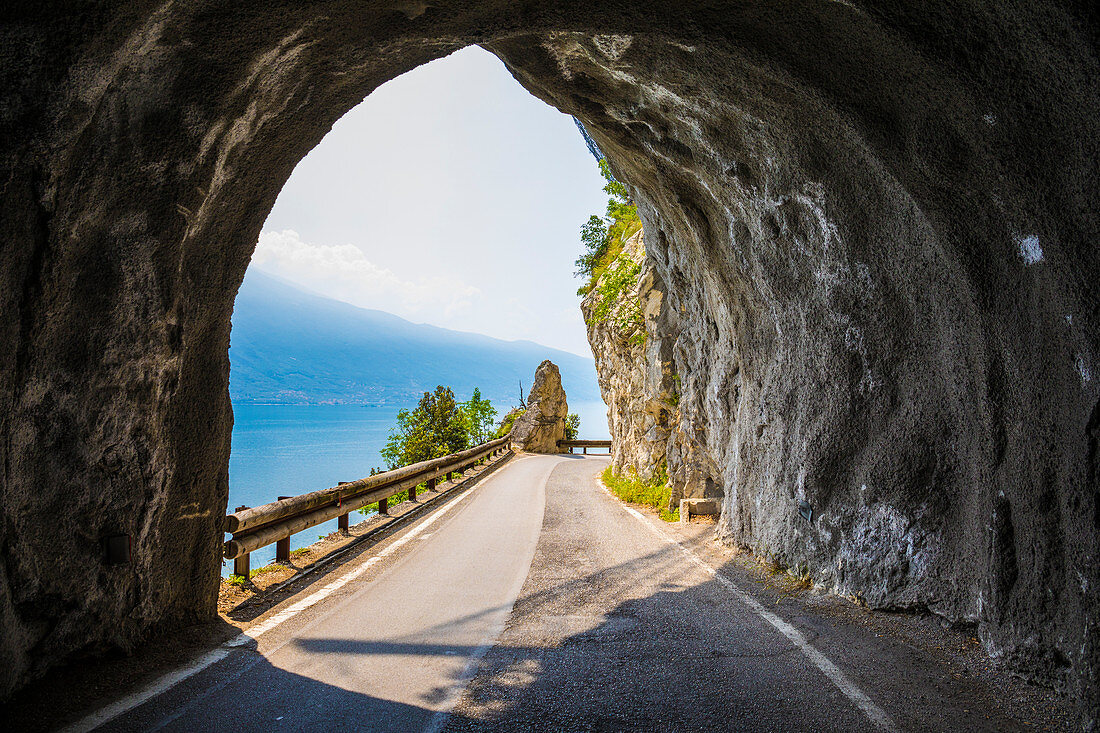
582,230 -> 722,507
1,2 -> 1097,723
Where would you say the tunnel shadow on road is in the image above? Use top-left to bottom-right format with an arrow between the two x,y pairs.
90,640 -> 488,733
285,540 -> 1071,732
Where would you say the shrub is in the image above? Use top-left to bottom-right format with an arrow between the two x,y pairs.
601,465 -> 678,521
495,407 -> 525,438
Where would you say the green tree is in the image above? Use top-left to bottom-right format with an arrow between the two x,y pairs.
460,387 -> 498,444
381,386 -> 471,469
575,214 -> 610,281
565,413 -> 580,441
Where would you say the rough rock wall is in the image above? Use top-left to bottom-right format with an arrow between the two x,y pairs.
582,231 -> 670,478
0,2 -> 1097,723
509,360 -> 568,454
498,15 -> 1100,718
582,230 -> 721,507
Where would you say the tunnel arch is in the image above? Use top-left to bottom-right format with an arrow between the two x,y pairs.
1,1 -> 1097,719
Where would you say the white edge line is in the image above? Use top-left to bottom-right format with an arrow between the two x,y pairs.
60,469 -> 500,733
596,477 -> 896,732
57,648 -> 230,733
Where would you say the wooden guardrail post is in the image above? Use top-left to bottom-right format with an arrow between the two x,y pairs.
378,497 -> 388,515
337,482 -> 350,532
233,505 -> 250,578
276,497 -> 292,561
427,477 -> 436,493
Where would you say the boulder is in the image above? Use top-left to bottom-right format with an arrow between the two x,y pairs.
509,361 -> 569,454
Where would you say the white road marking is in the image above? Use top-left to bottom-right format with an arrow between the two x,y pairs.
57,649 -> 231,733
600,478 -> 896,732
60,468 -> 503,733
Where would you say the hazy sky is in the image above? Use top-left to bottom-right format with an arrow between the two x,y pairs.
250,45 -> 609,357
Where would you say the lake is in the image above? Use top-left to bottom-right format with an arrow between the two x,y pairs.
224,399 -> 610,574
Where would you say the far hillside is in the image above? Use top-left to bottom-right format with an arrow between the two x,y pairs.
229,269 -> 601,407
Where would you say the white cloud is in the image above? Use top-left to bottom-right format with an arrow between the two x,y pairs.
251,230 -> 481,320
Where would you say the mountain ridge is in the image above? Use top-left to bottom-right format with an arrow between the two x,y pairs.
229,268 -> 600,407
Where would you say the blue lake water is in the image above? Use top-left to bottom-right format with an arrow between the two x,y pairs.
224,399 -> 610,575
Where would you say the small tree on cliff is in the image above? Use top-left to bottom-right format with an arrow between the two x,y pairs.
381,386 -> 470,468
575,159 -> 641,293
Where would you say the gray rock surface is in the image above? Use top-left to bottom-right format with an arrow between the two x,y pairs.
582,230 -> 722,508
0,2 -> 1097,724
509,361 -> 568,454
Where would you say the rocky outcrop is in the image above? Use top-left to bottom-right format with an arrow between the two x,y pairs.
509,360 -> 568,453
0,3 -> 1097,723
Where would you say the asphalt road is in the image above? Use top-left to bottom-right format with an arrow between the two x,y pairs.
76,454 -> 1055,732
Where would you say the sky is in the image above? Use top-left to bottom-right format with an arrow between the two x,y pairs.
250,45 -> 609,357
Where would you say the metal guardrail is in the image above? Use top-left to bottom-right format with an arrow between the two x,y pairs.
558,439 -> 612,454
223,436 -> 511,577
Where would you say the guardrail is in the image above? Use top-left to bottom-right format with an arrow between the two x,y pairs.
223,436 -> 511,577
558,439 -> 612,454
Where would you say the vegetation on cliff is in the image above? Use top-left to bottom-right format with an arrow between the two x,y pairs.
576,160 -> 645,344
588,253 -> 645,346
575,160 -> 642,294
495,407 -> 525,438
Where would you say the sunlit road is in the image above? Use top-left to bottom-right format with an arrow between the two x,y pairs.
85,455 -> 1046,732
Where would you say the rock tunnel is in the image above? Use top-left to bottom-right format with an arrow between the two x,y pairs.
1,0 -> 1097,720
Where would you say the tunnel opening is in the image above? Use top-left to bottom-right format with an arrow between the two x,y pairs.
0,2 -> 1097,722
222,45 -> 611,573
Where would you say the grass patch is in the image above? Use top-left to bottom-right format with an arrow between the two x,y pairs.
226,574 -> 247,588
601,466 -> 679,521
289,547 -> 310,557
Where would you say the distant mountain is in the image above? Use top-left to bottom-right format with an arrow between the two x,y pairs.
229,269 -> 600,407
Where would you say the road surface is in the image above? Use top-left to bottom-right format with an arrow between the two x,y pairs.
71,454 -> 1057,732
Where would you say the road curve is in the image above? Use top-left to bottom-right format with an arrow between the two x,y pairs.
79,454 -> 1056,732
94,454 -> 558,732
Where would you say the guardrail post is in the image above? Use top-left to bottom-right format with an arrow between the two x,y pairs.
378,497 -> 388,515
233,505 -> 250,578
337,482 -> 350,532
275,496 -> 292,561
409,483 -> 417,502
427,477 -> 436,493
